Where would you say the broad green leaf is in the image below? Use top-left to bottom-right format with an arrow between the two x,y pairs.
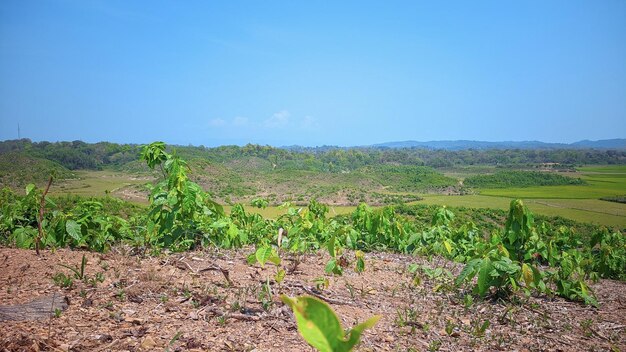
345,315 -> 381,350
256,246 -> 272,268
455,259 -> 480,286
280,295 -> 379,352
210,219 -> 230,228
66,220 -> 82,242
355,257 -> 365,273
25,184 -> 35,196
268,253 -> 282,266
325,258 -> 337,274
14,227 -> 33,248
325,258 -> 343,275
521,263 -> 534,287
227,223 -> 238,239
477,259 -> 493,296
239,228 -> 248,244
281,295 -> 342,352
44,196 -> 57,208
327,234 -> 336,258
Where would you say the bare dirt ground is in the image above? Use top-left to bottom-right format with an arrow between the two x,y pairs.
1,248 -> 624,352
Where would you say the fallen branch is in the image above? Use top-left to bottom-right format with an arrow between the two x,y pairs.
205,307 -> 260,321
0,294 -> 68,322
197,265 -> 234,287
176,259 -> 234,286
93,339 -> 122,352
298,285 -> 353,306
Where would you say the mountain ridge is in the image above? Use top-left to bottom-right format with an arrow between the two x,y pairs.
368,138 -> 626,150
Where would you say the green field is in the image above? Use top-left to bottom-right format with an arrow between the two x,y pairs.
49,170 -> 152,203
421,166 -> 626,228
419,195 -> 625,227
479,166 -> 626,199
577,165 -> 626,173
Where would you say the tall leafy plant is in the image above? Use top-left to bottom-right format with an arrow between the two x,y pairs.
141,142 -> 224,250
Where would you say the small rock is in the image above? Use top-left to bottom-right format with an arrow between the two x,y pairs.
124,317 -> 144,325
141,336 -> 157,350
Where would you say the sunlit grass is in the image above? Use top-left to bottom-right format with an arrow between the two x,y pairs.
49,170 -> 152,204
420,195 -> 625,227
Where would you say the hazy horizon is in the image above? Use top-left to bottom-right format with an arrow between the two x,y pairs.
1,1 -> 625,147
2,136 -> 626,149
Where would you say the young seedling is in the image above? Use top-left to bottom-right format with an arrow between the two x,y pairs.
313,277 -> 330,291
165,331 -> 182,352
281,295 -> 380,352
428,340 -> 442,352
470,319 -> 490,338
59,254 -> 88,280
354,251 -> 365,274
52,273 -> 73,289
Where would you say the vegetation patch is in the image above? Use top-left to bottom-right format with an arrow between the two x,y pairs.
0,152 -> 76,189
464,170 -> 585,188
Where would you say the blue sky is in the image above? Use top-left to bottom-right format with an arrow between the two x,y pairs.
1,1 -> 625,147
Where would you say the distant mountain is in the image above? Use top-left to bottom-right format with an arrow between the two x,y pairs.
569,139 -> 626,149
370,139 -> 626,150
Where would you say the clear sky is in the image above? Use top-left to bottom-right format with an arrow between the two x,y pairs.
1,1 -> 625,147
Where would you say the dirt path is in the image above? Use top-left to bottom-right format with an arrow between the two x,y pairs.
1,248 -> 624,351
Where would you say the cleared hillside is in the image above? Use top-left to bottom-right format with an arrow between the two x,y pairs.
0,152 -> 76,189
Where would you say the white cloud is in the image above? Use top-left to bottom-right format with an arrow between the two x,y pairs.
300,115 -> 319,129
264,110 -> 290,128
233,116 -> 249,126
209,118 -> 226,127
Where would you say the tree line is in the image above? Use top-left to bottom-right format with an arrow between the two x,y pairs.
1,139 -> 624,172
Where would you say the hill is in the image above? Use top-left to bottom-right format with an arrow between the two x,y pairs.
372,138 -> 626,150
0,152 -> 75,189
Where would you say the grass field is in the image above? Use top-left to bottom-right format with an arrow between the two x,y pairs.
578,165 -> 626,173
422,165 -> 626,228
50,170 -> 152,203
419,195 -> 626,227
478,166 -> 626,199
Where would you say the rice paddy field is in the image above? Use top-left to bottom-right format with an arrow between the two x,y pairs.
422,165 -> 626,228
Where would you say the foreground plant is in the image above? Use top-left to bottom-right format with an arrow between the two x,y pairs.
281,295 -> 380,352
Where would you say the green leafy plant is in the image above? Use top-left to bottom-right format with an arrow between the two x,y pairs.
52,273 -> 73,289
259,279 -> 274,311
455,244 -> 522,297
470,319 -> 490,337
250,198 -> 269,209
281,295 -> 380,352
